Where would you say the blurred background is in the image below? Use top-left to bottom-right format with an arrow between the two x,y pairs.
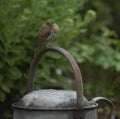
0,0 -> 120,119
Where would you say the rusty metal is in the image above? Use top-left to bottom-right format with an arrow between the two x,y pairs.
27,46 -> 84,108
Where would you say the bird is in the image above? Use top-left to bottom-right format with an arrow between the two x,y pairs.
35,19 -> 59,48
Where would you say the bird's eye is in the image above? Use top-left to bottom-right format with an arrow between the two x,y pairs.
46,22 -> 51,25
51,21 -> 54,24
47,20 -> 54,26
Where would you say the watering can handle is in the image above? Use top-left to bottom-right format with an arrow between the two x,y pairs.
27,46 -> 84,108
92,97 -> 116,119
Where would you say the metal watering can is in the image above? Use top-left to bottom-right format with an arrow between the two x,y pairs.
12,46 -> 115,119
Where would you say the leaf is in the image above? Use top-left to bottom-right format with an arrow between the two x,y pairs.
114,62 -> 120,71
0,74 -> 3,80
83,9 -> 96,24
5,58 -> 15,66
3,110 -> 12,119
1,84 -> 10,93
46,52 -> 62,59
8,67 -> 22,80
0,91 -> 6,102
114,52 -> 120,61
0,62 -> 4,68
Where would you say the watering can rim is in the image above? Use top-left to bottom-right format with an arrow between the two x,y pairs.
12,101 -> 98,111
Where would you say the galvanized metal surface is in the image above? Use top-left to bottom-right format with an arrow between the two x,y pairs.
13,105 -> 98,119
21,90 -> 76,108
18,90 -> 94,109
13,98 -> 115,119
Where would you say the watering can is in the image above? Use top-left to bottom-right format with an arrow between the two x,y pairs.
12,46 -> 115,119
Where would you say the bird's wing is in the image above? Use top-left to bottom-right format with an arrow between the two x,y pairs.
46,31 -> 56,41
35,24 -> 51,47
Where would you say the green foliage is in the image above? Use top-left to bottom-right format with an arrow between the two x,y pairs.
0,0 -> 120,118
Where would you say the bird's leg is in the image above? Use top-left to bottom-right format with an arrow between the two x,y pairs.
34,42 -> 49,58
